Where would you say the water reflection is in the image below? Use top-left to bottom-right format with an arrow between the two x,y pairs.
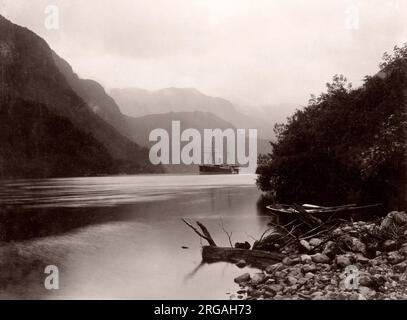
0,174 -> 269,299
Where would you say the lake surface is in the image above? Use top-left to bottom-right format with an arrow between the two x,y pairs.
0,174 -> 270,299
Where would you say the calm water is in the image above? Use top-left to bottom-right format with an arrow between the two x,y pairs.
0,174 -> 269,299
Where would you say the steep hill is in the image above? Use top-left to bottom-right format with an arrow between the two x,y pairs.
0,15 -> 160,177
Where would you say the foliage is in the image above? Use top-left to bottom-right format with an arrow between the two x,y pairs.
256,44 -> 407,209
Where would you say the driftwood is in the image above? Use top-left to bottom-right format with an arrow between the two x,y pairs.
202,246 -> 285,269
182,219 -> 286,268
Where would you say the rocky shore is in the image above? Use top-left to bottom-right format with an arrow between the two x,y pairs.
233,211 -> 407,300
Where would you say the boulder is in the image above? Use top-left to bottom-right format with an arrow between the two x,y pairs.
234,273 -> 250,284
399,245 -> 407,256
388,251 -> 404,265
380,211 -> 407,233
251,272 -> 266,285
266,284 -> 284,295
311,253 -> 330,264
350,238 -> 367,255
300,240 -> 312,252
287,276 -> 298,286
235,241 -> 251,250
309,238 -> 323,247
302,263 -> 317,273
236,259 -> 247,268
394,261 -> 407,273
340,235 -> 366,254
391,211 -> 407,225
358,286 -> 375,299
355,253 -> 369,264
336,255 -> 352,268
382,240 -> 398,252
300,254 -> 312,264
359,275 -> 373,287
322,241 -> 337,258
265,263 -> 283,274
282,257 -> 295,266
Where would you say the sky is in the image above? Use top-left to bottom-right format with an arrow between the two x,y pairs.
1,0 -> 406,106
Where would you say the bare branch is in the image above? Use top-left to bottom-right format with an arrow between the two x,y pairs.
182,219 -> 217,246
219,218 -> 233,248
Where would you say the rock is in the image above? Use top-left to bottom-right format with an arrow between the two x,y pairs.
265,263 -> 283,274
287,276 -> 298,286
382,240 -> 398,252
234,273 -> 250,284
302,264 -> 317,273
380,211 -> 407,233
359,286 -> 375,298
282,257 -> 294,266
251,272 -> 266,285
340,235 -> 366,254
355,253 -> 370,264
246,288 -> 262,298
311,253 -> 330,264
388,251 -> 404,265
236,259 -> 247,268
342,226 -> 352,232
300,254 -> 312,263
288,266 -> 302,277
399,246 -> 407,256
311,291 -> 324,299
266,284 -> 284,295
391,211 -> 407,225
350,237 -> 367,254
309,238 -> 323,247
336,255 -> 352,268
274,271 -> 286,278
322,241 -> 337,258
235,241 -> 251,250
305,272 -> 314,279
300,240 -> 312,251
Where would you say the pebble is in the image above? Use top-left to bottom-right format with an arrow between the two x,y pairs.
237,211 -> 407,300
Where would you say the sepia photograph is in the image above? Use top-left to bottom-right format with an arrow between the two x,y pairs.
0,0 -> 406,313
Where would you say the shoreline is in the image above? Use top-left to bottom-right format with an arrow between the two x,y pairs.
232,211 -> 407,300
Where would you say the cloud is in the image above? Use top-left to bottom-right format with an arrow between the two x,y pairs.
1,0 -> 406,106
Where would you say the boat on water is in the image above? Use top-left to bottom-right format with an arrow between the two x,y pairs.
266,203 -> 383,221
199,140 -> 240,174
199,164 -> 240,175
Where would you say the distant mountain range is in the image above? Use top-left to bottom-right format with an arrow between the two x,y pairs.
109,87 -> 277,140
0,15 -> 161,178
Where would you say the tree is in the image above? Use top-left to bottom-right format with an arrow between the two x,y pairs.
256,44 -> 407,210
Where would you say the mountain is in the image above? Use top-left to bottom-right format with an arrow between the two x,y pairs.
0,96 -> 114,178
126,111 -> 235,147
125,111 -> 271,173
109,87 -> 275,139
0,15 -> 160,177
52,54 -> 130,138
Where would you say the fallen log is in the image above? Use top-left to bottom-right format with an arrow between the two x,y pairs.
202,246 -> 285,269
182,219 -> 285,269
